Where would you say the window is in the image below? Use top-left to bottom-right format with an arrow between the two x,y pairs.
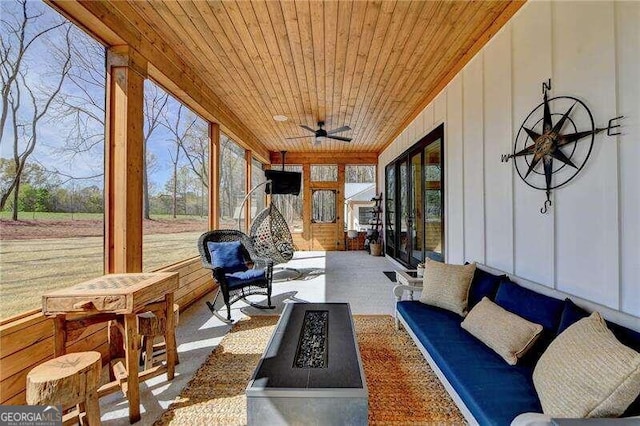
312,190 -> 336,223
251,157 -> 265,221
0,1 -> 105,318
344,165 -> 376,230
142,81 -> 209,271
345,165 -> 376,184
272,165 -> 303,233
311,165 -> 337,181
218,134 -> 246,231
358,207 -> 375,225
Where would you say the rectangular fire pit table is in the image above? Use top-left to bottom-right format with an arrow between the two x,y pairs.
246,302 -> 368,425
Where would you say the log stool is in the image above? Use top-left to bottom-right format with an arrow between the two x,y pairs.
26,351 -> 102,425
138,303 -> 180,370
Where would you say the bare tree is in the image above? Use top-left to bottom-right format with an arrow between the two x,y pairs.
162,103 -> 196,218
142,83 -> 168,219
0,1 -> 71,218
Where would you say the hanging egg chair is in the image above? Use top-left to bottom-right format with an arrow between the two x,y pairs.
250,202 -> 295,265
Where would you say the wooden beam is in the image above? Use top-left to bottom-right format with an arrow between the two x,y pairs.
244,150 -> 252,233
209,123 -> 220,230
269,151 -> 378,165
302,165 -> 311,248
378,0 -> 526,155
105,46 -> 145,273
336,164 -> 346,251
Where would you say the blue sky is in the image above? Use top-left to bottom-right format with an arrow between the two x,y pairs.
0,0 -> 208,194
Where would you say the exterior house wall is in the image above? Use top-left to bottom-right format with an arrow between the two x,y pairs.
378,1 -> 640,317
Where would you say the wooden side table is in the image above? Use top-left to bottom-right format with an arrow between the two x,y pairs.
43,272 -> 179,424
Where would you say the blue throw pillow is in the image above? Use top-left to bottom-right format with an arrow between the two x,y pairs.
557,298 -> 590,335
207,241 -> 247,273
468,268 -> 504,308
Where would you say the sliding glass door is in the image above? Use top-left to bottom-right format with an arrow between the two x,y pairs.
384,124 -> 444,267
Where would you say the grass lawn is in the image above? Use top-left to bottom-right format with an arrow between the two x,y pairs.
0,231 -> 203,320
0,211 -> 208,221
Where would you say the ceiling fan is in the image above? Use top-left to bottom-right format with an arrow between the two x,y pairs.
285,121 -> 352,145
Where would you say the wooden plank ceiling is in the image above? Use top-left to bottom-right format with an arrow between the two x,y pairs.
115,0 -> 521,153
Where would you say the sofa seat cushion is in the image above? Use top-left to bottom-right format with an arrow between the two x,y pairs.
397,301 -> 542,425
225,268 -> 266,289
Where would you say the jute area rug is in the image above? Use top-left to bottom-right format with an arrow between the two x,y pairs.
155,315 -> 465,425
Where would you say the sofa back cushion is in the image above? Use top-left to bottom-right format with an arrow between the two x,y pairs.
207,241 -> 247,274
468,268 -> 504,309
495,280 -> 565,332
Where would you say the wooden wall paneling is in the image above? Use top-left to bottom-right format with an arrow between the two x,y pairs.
379,1 -> 526,154
446,75 -> 465,264
616,1 -> 640,316
553,1 -> 619,309
483,25 -> 514,273
371,1 -> 470,146
335,1 -> 366,140
349,1 -> 399,151
511,1 -> 554,286
462,55 -> 485,264
0,258 -> 210,405
105,46 -> 145,274
358,1 -> 440,147
423,105 -> 435,138
209,123 -> 220,230
350,1 -> 416,147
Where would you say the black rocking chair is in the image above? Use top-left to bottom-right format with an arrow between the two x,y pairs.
198,229 -> 274,322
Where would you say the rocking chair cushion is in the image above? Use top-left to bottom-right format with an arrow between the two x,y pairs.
207,241 -> 247,273
225,268 -> 267,289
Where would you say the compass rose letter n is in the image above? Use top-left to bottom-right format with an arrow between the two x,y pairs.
502,79 -> 623,214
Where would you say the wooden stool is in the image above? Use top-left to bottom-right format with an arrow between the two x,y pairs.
26,351 -> 102,425
138,303 -> 180,370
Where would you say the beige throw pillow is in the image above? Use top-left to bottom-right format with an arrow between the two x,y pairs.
533,312 -> 640,418
419,259 -> 476,316
461,297 -> 543,365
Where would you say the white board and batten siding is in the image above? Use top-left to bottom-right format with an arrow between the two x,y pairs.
378,1 -> 640,318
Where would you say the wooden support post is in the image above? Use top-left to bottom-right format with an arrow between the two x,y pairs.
123,313 -> 140,423
164,293 -> 176,380
337,164 -> 346,251
302,165 -> 311,250
245,150 -> 252,233
209,123 -> 220,230
105,46 -> 147,274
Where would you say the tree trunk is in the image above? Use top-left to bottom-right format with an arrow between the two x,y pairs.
143,146 -> 150,220
11,175 -> 21,221
172,163 -> 177,219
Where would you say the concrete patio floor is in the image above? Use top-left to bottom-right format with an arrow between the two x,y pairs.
100,250 -> 400,425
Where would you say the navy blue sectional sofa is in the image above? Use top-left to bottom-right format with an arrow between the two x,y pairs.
395,267 -> 640,426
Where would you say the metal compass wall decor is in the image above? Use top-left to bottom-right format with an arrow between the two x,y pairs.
502,79 -> 623,214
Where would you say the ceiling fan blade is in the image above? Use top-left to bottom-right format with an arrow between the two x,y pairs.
327,125 -> 351,135
299,125 -> 316,133
285,135 -> 314,139
328,135 -> 352,142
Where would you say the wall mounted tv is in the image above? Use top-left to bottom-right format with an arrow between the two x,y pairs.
264,170 -> 302,195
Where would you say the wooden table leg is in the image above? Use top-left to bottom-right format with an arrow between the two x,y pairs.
53,315 -> 67,356
164,292 -> 176,380
124,314 -> 140,423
